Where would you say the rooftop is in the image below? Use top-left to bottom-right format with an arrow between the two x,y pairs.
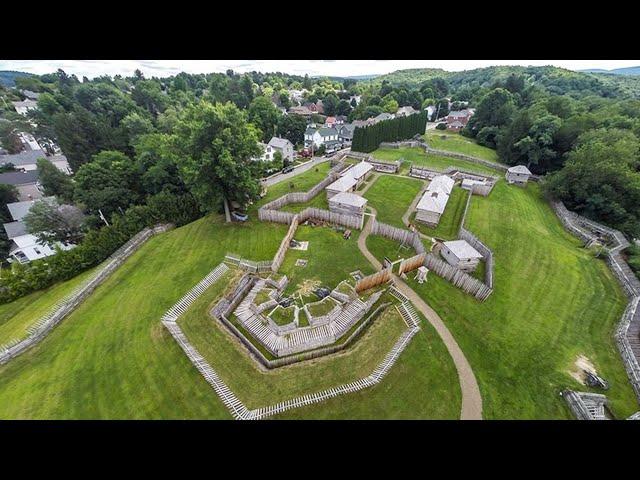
328,192 -> 368,208
0,149 -> 47,167
507,165 -> 532,175
268,137 -> 293,149
326,175 -> 358,193
428,175 -> 455,195
0,170 -> 39,186
416,189 -> 450,214
443,240 -> 483,260
342,161 -> 373,180
7,197 -> 56,221
3,221 -> 27,240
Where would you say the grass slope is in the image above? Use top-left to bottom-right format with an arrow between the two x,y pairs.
407,181 -> 638,419
363,175 -> 423,228
424,131 -> 500,163
0,266 -> 98,347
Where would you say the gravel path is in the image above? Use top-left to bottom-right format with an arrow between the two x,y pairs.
357,209 -> 483,419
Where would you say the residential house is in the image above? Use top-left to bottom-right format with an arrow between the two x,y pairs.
441,240 -> 483,272
0,170 -> 43,201
18,132 -> 41,151
288,105 -> 314,117
353,118 -> 375,128
396,106 -> 418,117
337,124 -> 355,146
255,142 -> 276,162
505,165 -> 532,185
20,89 -> 40,100
349,95 -> 361,106
372,112 -> 394,123
325,116 -> 337,128
304,126 -> 339,150
12,99 -> 38,116
425,105 -> 437,121
0,149 -> 71,174
3,197 -> 74,264
268,137 -> 295,163
446,109 -> 473,131
415,175 -> 455,226
288,89 -> 307,104
335,115 -> 347,125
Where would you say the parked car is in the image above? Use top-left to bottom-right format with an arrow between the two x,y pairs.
231,210 -> 248,222
282,165 -> 295,174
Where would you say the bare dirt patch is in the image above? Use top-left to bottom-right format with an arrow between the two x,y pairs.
568,354 -> 598,385
295,279 -> 321,296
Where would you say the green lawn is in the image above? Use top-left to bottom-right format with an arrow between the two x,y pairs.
424,131 -> 500,163
306,297 -> 338,317
365,235 -> 418,267
407,181 -> 638,419
179,285 -> 461,416
257,162 -> 331,208
268,305 -> 295,326
411,186 -> 470,240
0,265 -> 99,348
279,225 -> 375,296
363,175 -> 423,228
373,147 -> 500,177
281,192 -> 329,213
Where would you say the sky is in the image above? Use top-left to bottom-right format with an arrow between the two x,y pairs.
0,60 -> 639,79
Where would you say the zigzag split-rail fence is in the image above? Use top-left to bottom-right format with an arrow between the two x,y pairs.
160,262 -> 421,420
0,224 -> 173,365
552,201 -> 640,410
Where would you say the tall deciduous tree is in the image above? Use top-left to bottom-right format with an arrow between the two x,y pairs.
24,200 -> 86,245
170,101 -> 262,219
248,96 -> 282,142
37,158 -> 74,201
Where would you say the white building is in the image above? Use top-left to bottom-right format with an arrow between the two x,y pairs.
255,142 -> 276,162
505,165 -> 532,185
304,126 -> 340,151
268,137 -> 295,163
328,192 -> 368,217
3,197 -> 74,264
415,175 -> 455,226
441,240 -> 483,272
340,161 -> 373,188
12,99 -> 38,116
326,175 -> 358,199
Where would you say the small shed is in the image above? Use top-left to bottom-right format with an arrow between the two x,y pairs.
326,175 -> 358,199
506,165 -> 531,185
328,192 -> 368,217
441,240 -> 483,272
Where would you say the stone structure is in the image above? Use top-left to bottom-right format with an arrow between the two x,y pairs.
505,165 -> 532,185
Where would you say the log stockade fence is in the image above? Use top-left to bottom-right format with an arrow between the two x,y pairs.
398,253 -> 427,276
459,192 -> 494,289
355,268 -> 392,293
369,217 -> 493,301
0,224 -> 174,365
552,201 -> 640,404
161,262 -> 420,419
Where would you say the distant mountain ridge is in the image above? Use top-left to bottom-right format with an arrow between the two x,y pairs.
0,70 -> 35,87
580,66 -> 640,76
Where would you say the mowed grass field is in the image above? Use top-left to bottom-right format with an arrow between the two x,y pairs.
279,225 -> 375,294
373,147 -> 500,177
0,265 -> 99,347
407,181 -> 638,419
424,131 -> 501,163
363,175 -> 423,228
0,165 -> 461,419
178,282 -> 460,417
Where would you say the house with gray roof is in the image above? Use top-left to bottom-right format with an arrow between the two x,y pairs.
20,90 -> 40,100
304,126 -> 339,150
267,137 -> 295,163
337,124 -> 356,146
441,240 -> 483,272
0,149 -> 48,171
7,197 -> 56,222
415,175 -> 455,226
0,170 -> 43,201
396,106 -> 418,117
372,112 -> 395,123
328,192 -> 368,220
12,99 -> 38,116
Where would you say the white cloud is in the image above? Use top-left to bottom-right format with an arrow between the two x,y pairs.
0,59 -> 639,79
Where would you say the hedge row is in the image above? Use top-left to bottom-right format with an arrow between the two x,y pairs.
0,192 -> 201,304
351,111 -> 428,153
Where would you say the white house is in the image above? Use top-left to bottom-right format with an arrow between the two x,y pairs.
506,165 -> 532,185
425,105 -> 437,120
268,136 -> 295,163
415,175 -> 455,226
255,142 -> 276,162
304,126 -> 340,151
12,99 -> 38,116
441,240 -> 483,272
3,198 -> 74,264
396,106 -> 418,117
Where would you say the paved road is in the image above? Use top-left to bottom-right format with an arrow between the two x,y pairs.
261,148 -> 350,187
357,209 -> 483,420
